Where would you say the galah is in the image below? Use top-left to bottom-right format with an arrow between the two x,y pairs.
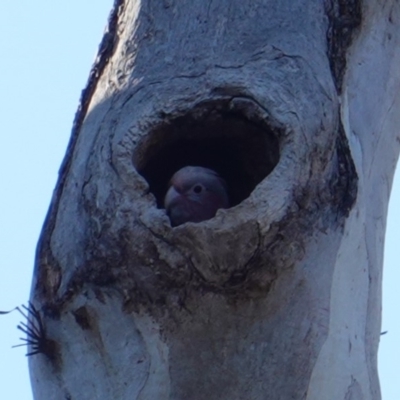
164,166 -> 229,226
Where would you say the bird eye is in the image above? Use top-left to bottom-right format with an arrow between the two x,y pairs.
193,184 -> 203,194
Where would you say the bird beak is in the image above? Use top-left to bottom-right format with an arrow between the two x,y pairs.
164,186 -> 181,209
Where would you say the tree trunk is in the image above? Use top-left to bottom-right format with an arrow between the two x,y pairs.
28,1 -> 400,399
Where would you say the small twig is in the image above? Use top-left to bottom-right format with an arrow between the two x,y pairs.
1,302 -> 57,358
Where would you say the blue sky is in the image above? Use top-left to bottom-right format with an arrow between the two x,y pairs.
0,2 -> 398,399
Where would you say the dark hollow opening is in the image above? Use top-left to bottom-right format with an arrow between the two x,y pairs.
134,101 -> 280,209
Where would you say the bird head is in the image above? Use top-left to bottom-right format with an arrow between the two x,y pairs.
164,166 -> 229,226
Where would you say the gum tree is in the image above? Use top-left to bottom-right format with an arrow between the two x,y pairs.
28,1 -> 400,399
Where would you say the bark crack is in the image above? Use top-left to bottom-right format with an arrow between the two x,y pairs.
325,0 -> 362,92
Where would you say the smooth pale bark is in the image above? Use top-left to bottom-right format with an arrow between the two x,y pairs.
28,1 -> 400,399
